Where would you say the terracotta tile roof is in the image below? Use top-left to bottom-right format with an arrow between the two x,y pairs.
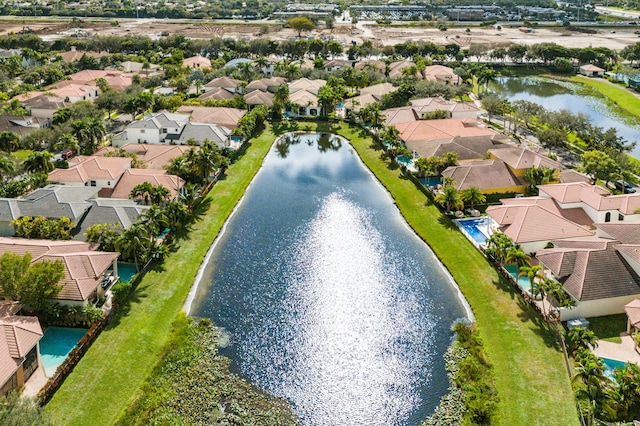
243,90 -> 274,106
344,93 -> 379,112
616,244 -> 640,265
204,76 -> 241,89
384,107 -> 419,126
388,60 -> 416,79
0,314 -> 42,388
0,237 -> 118,302
489,147 -> 563,171
624,299 -> 640,327
395,118 -> 497,143
289,90 -> 318,107
22,95 -> 70,111
538,182 -> 608,204
487,202 -> 594,244
354,59 -> 385,72
288,78 -> 326,95
0,302 -> 20,317
48,84 -> 99,99
442,159 -> 522,191
580,64 -> 605,72
359,82 -> 396,99
182,55 -> 211,69
110,169 -> 184,200
559,169 -> 592,184
597,222 -> 640,244
198,87 -> 235,101
95,143 -> 192,170
175,106 -> 246,130
538,237 -> 640,301
58,50 -> 108,63
405,134 -> 509,161
246,77 -> 287,92
48,156 -> 132,184
422,64 -> 461,84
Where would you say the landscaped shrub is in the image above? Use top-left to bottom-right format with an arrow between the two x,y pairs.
111,281 -> 133,307
115,315 -> 297,425
424,322 -> 498,425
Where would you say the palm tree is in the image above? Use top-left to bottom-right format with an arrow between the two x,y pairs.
485,232 -> 515,265
0,131 -> 19,153
23,151 -> 53,174
116,223 -> 150,271
0,155 -> 15,180
435,186 -> 463,212
84,117 -> 106,154
517,264 -> 545,296
178,183 -> 203,213
129,182 -> 154,205
460,186 -> 486,210
149,185 -> 171,205
572,353 -> 610,425
52,107 -> 71,126
54,133 -> 79,153
236,61 -> 255,81
477,69 -> 498,94
138,204 -> 167,237
567,327 -> 599,352
504,247 -> 530,268
284,63 -> 301,80
164,200 -> 190,231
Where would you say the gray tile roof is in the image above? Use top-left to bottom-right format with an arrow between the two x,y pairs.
538,237 -> 640,301
177,122 -> 230,147
72,198 -> 149,241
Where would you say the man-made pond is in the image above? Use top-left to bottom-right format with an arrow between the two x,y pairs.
491,77 -> 640,159
189,132 -> 471,425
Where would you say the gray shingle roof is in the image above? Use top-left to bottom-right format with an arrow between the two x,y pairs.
72,198 -> 149,241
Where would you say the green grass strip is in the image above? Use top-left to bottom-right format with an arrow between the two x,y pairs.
571,75 -> 640,123
43,126 -> 277,426
329,122 -> 579,425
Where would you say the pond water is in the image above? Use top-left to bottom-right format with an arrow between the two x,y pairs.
189,132 -> 470,426
491,77 -> 640,158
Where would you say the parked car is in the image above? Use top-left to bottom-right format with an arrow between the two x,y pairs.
61,150 -> 76,160
615,180 -> 636,194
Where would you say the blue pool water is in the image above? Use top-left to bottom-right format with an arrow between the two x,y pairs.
40,327 -> 87,377
396,155 -> 413,167
504,265 -> 536,292
117,262 -> 137,283
419,177 -> 441,187
601,357 -> 627,379
458,218 -> 490,244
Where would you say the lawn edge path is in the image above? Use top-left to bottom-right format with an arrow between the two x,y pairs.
337,123 -> 579,425
44,127 -> 277,426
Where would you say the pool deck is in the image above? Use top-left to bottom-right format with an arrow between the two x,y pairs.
593,333 -> 640,365
22,364 -> 48,398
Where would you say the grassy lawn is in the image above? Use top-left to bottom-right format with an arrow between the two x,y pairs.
325,122 -> 579,425
11,149 -> 34,161
570,75 -> 640,121
589,314 -> 628,344
44,126 -> 277,426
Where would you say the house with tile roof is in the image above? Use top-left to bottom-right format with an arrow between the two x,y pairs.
408,135 -> 511,162
198,87 -> 236,101
22,96 -> 70,119
538,182 -> 640,224
94,144 -> 192,170
395,118 -> 498,144
354,59 -> 385,73
486,197 -> 595,253
60,70 -> 135,91
442,160 -> 526,194
203,76 -> 242,93
0,115 -> 50,138
410,97 -> 480,119
47,84 -> 100,103
324,59 -> 352,72
288,78 -> 326,95
243,90 -> 274,108
72,198 -> 149,241
422,64 -> 461,85
48,156 -> 132,189
489,147 -> 562,178
579,64 -> 605,77
175,106 -> 247,130
107,169 -> 184,200
57,46 -> 108,63
0,185 -> 98,237
537,236 -> 640,320
0,237 -> 120,306
289,90 -> 320,117
388,60 -> 418,79
245,77 -> 287,93
0,301 -> 42,396
183,54 -> 211,69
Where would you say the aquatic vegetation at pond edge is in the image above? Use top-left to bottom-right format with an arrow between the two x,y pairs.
115,315 -> 297,425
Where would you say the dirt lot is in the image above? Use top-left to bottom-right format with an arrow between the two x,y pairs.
1,17 -> 638,50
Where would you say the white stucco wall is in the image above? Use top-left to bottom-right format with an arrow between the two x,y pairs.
559,293 -> 640,321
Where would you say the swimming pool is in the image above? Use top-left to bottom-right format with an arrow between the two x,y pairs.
40,327 -> 87,377
117,262 -> 137,283
395,155 -> 413,167
419,177 -> 441,187
601,357 -> 627,379
458,218 -> 490,244
504,265 -> 535,292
